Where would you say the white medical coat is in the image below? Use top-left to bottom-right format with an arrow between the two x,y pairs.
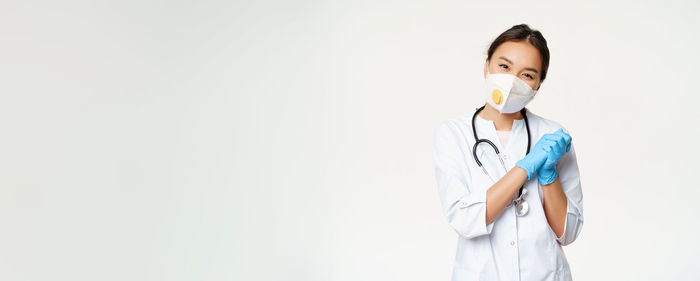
433,107 -> 584,281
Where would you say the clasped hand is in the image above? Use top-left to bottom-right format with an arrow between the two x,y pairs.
515,128 -> 572,185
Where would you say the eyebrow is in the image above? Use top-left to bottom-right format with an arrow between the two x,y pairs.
498,56 -> 539,73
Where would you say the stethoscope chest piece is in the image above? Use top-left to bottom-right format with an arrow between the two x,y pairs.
513,186 -> 529,216
515,200 -> 529,216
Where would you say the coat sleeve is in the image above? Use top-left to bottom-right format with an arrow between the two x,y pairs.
552,139 -> 584,246
433,121 -> 494,239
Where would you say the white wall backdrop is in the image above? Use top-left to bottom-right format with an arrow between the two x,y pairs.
1,0 -> 699,280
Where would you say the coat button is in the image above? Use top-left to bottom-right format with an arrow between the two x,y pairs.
510,241 -> 515,246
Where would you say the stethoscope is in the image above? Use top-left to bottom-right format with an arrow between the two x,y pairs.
471,105 -> 532,216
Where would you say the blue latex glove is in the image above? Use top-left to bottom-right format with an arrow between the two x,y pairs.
516,135 -> 558,181
537,128 -> 572,185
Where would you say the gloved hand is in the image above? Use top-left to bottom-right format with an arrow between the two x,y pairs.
537,128 -> 572,185
516,134 -> 558,181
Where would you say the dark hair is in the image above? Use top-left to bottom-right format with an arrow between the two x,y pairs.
486,24 -> 550,82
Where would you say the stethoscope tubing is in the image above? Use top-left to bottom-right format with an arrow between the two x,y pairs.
471,105 -> 531,200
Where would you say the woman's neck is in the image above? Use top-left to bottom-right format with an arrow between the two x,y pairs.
478,103 -> 523,131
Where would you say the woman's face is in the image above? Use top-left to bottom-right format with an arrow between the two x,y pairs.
483,40 -> 543,91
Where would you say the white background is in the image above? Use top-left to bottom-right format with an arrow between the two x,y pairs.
1,0 -> 699,280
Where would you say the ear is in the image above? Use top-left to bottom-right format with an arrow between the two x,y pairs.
483,60 -> 489,79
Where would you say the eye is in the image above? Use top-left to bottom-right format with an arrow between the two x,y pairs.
499,64 -> 509,70
523,73 -> 534,80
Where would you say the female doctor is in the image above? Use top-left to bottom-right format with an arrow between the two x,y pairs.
432,24 -> 584,281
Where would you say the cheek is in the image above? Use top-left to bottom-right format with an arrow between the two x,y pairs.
518,78 -> 537,90
527,80 -> 538,90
